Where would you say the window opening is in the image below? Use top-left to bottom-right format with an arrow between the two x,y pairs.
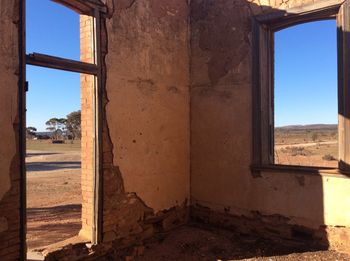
25,0 -> 101,257
26,0 -> 80,61
26,66 -> 82,251
274,20 -> 338,168
251,1 -> 350,174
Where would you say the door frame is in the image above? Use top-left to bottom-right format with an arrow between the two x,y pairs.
19,1 -> 106,258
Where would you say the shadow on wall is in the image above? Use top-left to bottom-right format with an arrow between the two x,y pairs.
189,0 -> 350,255
26,152 -> 60,157
26,161 -> 81,172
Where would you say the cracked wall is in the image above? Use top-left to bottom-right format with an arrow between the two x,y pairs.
101,0 -> 190,245
2,0 -> 350,259
190,0 -> 350,253
0,0 -> 22,260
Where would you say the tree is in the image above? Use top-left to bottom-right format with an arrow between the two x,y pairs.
57,118 -> 67,133
45,112 -> 81,141
46,118 -> 58,131
26,126 -> 37,139
66,110 -> 81,140
46,118 -> 65,140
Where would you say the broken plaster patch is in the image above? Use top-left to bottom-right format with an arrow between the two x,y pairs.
0,216 -> 8,233
0,153 -> 14,202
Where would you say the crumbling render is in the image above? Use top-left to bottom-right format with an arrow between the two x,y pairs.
100,4 -> 188,245
2,0 -> 350,260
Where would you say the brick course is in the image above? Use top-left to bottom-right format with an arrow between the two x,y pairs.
79,14 -> 95,241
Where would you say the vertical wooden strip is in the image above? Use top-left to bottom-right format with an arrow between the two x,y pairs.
338,0 -> 350,171
260,26 -> 272,165
20,0 -> 27,259
252,18 -> 262,170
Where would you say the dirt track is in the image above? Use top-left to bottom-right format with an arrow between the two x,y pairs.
26,150 -> 82,251
275,140 -> 337,149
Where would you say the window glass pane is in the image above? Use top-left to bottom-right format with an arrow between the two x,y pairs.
274,20 -> 338,168
26,0 -> 80,61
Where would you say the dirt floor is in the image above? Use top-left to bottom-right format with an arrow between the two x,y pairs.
26,148 -> 82,251
133,225 -> 350,261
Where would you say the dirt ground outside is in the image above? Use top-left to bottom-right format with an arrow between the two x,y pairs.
26,140 -> 82,251
274,126 -> 338,168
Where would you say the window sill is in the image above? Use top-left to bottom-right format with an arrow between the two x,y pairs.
251,164 -> 350,178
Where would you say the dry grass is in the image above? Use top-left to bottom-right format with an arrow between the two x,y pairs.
27,139 -> 81,152
274,128 -> 338,168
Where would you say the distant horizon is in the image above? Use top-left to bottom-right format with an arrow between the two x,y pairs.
275,123 -> 338,128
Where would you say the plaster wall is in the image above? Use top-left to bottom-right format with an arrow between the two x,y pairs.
0,0 -> 22,260
100,0 -> 190,243
2,0 -> 350,258
105,0 -> 190,212
190,0 -> 350,244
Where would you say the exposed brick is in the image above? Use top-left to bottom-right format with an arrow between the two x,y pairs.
80,15 -> 95,240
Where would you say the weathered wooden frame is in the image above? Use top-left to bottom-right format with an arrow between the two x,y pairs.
26,53 -> 99,75
251,0 -> 350,174
21,0 -> 106,257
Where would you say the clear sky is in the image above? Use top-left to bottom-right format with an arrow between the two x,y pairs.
26,0 -> 80,131
26,1 -> 338,130
274,19 -> 338,127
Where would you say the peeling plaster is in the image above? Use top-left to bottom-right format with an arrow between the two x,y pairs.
104,0 -> 189,212
116,0 -> 136,10
0,216 -> 8,233
101,1 -> 189,242
191,0 -> 251,86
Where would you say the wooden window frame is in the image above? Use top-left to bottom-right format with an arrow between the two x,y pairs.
20,0 -> 106,257
251,0 -> 350,175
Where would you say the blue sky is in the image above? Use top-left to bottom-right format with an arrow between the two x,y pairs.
274,19 -> 337,127
26,0 -> 80,131
26,1 -> 337,130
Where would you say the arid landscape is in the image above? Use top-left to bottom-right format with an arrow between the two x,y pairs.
274,124 -> 338,168
26,140 -> 81,251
